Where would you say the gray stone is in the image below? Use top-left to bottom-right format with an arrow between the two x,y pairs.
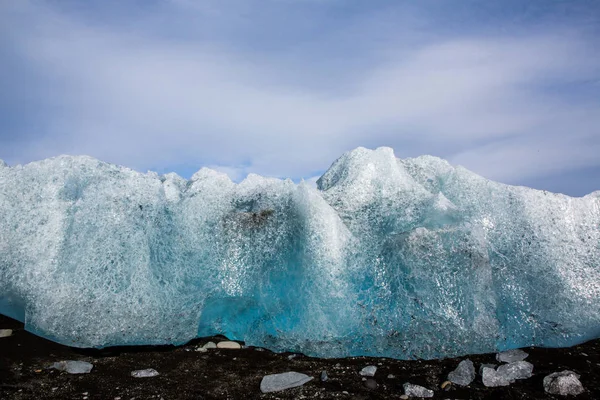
481,367 -> 511,387
496,349 -> 528,363
131,369 -> 159,378
359,365 -> 377,377
51,361 -> 93,374
260,372 -> 313,393
479,363 -> 496,375
217,341 -> 241,349
497,361 -> 533,381
364,378 -> 378,389
543,370 -> 584,396
447,359 -> 475,386
0,329 -> 12,338
403,383 -> 434,398
320,371 -> 328,382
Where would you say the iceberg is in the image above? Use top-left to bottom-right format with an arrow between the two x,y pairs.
0,147 -> 599,359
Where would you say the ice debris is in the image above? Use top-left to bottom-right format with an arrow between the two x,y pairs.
447,359 -> 475,386
260,372 -> 313,393
1,147 -> 599,359
131,369 -> 159,378
481,366 -> 511,387
481,361 -> 533,387
543,370 -> 584,396
359,365 -> 377,377
51,361 -> 93,374
496,361 -> 534,381
479,363 -> 496,375
403,383 -> 434,398
496,349 -> 528,363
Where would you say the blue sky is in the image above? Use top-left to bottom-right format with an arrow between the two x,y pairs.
1,0 -> 599,196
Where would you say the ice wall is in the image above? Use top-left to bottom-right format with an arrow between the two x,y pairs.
0,148 -> 598,359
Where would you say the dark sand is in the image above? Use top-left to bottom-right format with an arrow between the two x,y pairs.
1,315 -> 598,399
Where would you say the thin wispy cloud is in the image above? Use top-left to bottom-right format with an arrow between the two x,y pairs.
0,0 -> 599,195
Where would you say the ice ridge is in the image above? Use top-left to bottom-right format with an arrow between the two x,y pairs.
0,147 -> 598,359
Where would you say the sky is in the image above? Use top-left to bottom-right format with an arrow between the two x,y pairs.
1,0 -> 599,196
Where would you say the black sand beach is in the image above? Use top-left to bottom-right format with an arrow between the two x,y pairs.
1,315 -> 598,399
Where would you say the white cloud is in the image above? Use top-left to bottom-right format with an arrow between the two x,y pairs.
1,1 -> 599,191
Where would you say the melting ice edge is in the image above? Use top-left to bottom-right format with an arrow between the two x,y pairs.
1,147 -> 599,359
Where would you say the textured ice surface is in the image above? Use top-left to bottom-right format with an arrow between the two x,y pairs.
1,147 -> 599,359
51,360 -> 93,374
496,349 -> 528,363
543,370 -> 584,396
360,365 -> 377,377
481,367 -> 511,387
403,383 -> 434,397
131,368 -> 159,378
496,361 -> 534,381
447,359 -> 475,386
260,372 -> 313,393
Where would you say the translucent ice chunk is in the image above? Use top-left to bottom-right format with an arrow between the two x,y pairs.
0,148 -> 599,359
360,366 -> 377,377
260,372 -> 313,393
447,359 -> 475,386
403,383 -> 434,398
496,361 -> 533,381
51,361 -> 93,374
131,369 -> 159,378
496,349 -> 528,363
481,367 -> 511,387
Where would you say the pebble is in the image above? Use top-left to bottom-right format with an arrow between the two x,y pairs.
196,341 -> 217,352
131,369 -> 159,378
496,348 -> 528,363
403,382 -> 434,398
359,365 -> 377,377
543,370 -> 584,396
440,380 -> 452,390
0,329 -> 13,338
400,395 -> 409,400
387,374 -> 395,379
363,378 -> 378,389
260,372 -> 313,393
581,352 -> 589,357
51,361 -> 93,374
217,341 -> 241,349
320,371 -> 328,382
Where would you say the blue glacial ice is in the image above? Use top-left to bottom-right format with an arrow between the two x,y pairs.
0,147 -> 599,359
